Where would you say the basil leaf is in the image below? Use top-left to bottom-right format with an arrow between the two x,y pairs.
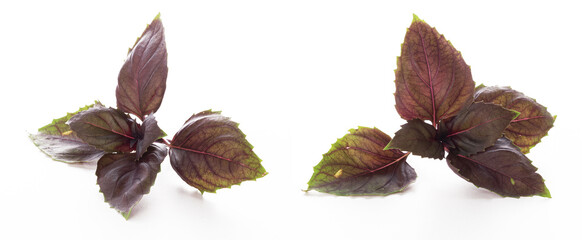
116,14 -> 168,120
385,119 -> 444,159
31,134 -> 105,164
474,85 -> 555,153
307,127 -> 416,196
96,143 -> 167,219
37,101 -> 103,135
169,110 -> 267,193
438,102 -> 519,156
68,106 -> 136,152
394,14 -> 475,125
135,114 -> 163,160
30,101 -> 105,163
447,137 -> 550,198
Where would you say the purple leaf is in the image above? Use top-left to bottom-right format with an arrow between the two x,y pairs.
307,127 -> 416,196
395,14 -> 475,126
116,14 -> 168,120
169,110 -> 267,193
31,134 -> 105,164
135,114 -> 163,160
30,101 -> 105,163
96,143 -> 167,219
385,119 -> 444,159
68,106 -> 136,152
438,102 -> 519,156
474,85 -> 555,153
447,137 -> 550,198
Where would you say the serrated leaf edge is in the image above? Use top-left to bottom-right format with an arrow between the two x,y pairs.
170,109 -> 268,194
306,126 -> 415,196
448,151 -> 551,198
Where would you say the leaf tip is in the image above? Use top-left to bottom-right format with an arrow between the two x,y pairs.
383,142 -> 394,151
154,12 -> 161,21
539,185 -> 551,198
511,109 -> 521,120
412,13 -> 423,23
119,204 -> 135,220
121,211 -> 131,220
27,131 -> 35,140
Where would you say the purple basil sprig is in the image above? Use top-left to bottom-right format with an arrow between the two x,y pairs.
307,14 -> 554,198
30,14 -> 267,219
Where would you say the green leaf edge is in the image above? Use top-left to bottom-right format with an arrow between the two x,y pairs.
307,185 -> 411,197
517,114 -> 557,154
31,100 -> 104,164
198,168 -> 268,195
37,100 -> 102,133
447,102 -> 521,156
412,13 -> 423,23
383,140 -> 396,151
96,150 -> 164,220
128,13 -> 162,55
28,133 -> 70,164
28,133 -> 104,164
97,175 -> 141,220
449,153 -> 552,199
121,208 -> 132,220
398,14 -> 473,124
159,129 -> 168,138
509,109 -> 521,121
474,84 -> 557,154
306,126 -> 411,196
176,109 -> 268,195
468,177 -> 552,199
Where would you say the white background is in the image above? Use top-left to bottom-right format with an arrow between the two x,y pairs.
1,1 -> 580,239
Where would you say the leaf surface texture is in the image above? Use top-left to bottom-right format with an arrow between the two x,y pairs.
116,15 -> 168,120
96,143 -> 167,218
308,127 -> 416,196
68,106 -> 135,152
438,102 -> 518,156
386,119 -> 444,159
31,102 -> 105,163
395,15 -> 475,125
474,85 -> 555,153
447,137 -> 550,198
169,110 -> 266,193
